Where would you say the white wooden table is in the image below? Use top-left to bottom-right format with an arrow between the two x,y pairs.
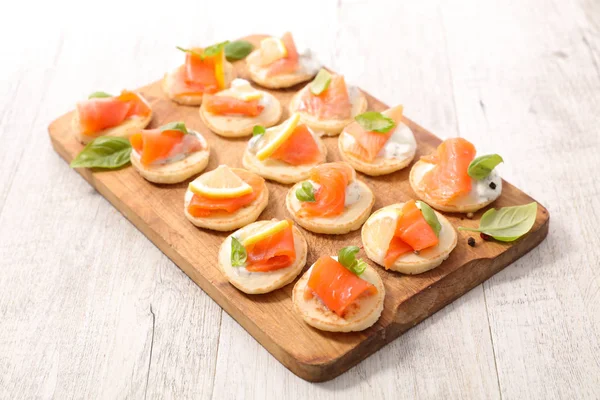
1,0 -> 599,398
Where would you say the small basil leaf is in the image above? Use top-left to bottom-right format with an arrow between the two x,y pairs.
160,121 -> 188,135
310,69 -> 332,95
70,137 -> 132,169
230,237 -> 247,267
416,201 -> 442,237
252,125 -> 266,136
458,202 -> 537,241
203,41 -> 229,58
468,154 -> 503,180
225,40 -> 254,61
355,111 -> 396,133
295,181 -> 315,202
176,46 -> 203,59
88,91 -> 113,99
338,246 -> 367,276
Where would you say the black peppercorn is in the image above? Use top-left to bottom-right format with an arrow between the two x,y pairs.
467,237 -> 476,247
489,182 -> 497,190
480,233 -> 492,241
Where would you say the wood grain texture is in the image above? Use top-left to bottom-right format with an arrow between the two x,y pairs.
47,34 -> 548,382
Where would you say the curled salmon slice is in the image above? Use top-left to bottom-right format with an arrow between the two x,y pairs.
299,162 -> 354,217
187,170 -> 264,217
203,95 -> 264,117
383,200 -> 439,269
265,32 -> 299,77
419,138 -> 476,205
270,124 -> 320,165
77,91 -> 151,136
245,222 -> 296,272
297,75 -> 352,120
307,255 -> 377,317
129,129 -> 204,166
170,50 -> 225,96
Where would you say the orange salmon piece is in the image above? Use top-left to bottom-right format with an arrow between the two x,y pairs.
307,255 -> 377,317
77,91 -> 150,136
245,222 -> 296,272
270,124 -> 320,165
419,138 -> 476,204
297,75 -> 352,120
170,50 -> 225,96
187,170 -> 264,217
265,32 -> 299,77
129,129 -> 203,166
203,95 -> 264,117
299,162 -> 354,217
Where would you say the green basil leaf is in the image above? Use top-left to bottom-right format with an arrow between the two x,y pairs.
160,121 -> 188,135
468,154 -> 503,180
230,237 -> 247,267
252,125 -> 266,136
310,69 -> 332,95
355,111 -> 396,133
338,246 -> 367,276
88,91 -> 113,99
203,41 -> 229,58
416,201 -> 441,237
295,181 -> 316,202
458,202 -> 537,241
70,137 -> 132,169
225,40 -> 254,61
176,46 -> 203,59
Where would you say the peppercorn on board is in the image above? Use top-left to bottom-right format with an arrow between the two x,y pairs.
47,34 -> 549,382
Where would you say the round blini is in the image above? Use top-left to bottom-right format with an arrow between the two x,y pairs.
288,85 -> 368,136
338,123 -> 417,176
162,62 -> 236,106
292,261 -> 385,332
361,203 -> 458,274
285,180 -> 375,234
199,91 -> 282,138
409,160 -> 503,213
242,133 -> 328,184
218,220 -> 307,294
72,97 -> 153,145
183,169 -> 269,231
246,50 -> 315,89
130,131 -> 209,184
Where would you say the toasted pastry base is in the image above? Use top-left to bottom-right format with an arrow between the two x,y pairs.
285,180 -> 374,234
73,99 -> 153,145
199,92 -> 282,138
409,160 -> 501,213
242,136 -> 328,184
361,203 -> 458,274
162,62 -> 236,106
218,220 -> 307,294
246,51 -> 315,89
288,86 -> 368,136
183,169 -> 269,231
337,124 -> 417,176
292,262 -> 385,332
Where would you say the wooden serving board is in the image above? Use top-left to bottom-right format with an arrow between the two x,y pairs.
48,35 -> 549,382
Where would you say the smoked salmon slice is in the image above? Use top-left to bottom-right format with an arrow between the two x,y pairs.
297,75 -> 352,120
170,48 -> 226,96
419,138 -> 476,204
307,255 -> 377,317
344,106 -> 403,162
299,162 -> 354,217
265,32 -> 299,77
203,95 -> 264,117
187,170 -> 264,217
77,91 -> 151,136
383,200 -> 439,269
129,128 -> 203,166
270,124 -> 320,165
245,222 -> 296,272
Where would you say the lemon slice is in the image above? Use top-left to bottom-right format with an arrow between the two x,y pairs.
368,208 -> 402,255
256,113 -> 301,161
241,220 -> 291,247
230,80 -> 263,101
258,37 -> 287,66
189,165 -> 253,199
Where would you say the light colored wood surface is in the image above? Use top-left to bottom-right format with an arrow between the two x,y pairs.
0,0 -> 598,397
47,31 -> 549,381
